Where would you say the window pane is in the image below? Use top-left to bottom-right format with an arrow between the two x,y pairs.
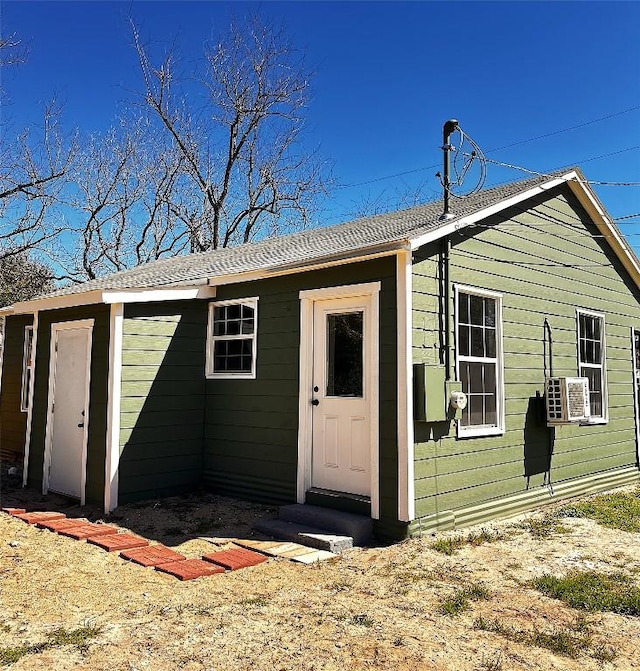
459,325 -> 470,357
470,295 -> 484,325
459,362 -> 498,427
326,312 -> 363,397
227,304 -> 241,320
468,394 -> 484,426
471,326 -> 484,357
485,391 -> 497,425
469,360 -> 483,390
213,338 -> 253,373
485,329 -> 496,358
484,298 -> 496,327
459,293 -> 469,324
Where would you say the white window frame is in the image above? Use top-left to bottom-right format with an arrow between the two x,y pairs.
20,325 -> 34,412
206,297 -> 259,379
454,285 -> 505,438
576,308 -> 608,423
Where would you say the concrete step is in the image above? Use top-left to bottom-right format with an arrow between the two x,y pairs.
278,504 -> 373,546
253,518 -> 353,553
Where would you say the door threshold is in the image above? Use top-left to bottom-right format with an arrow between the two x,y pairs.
305,487 -> 371,517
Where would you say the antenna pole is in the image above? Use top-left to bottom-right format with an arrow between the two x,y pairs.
440,119 -> 459,221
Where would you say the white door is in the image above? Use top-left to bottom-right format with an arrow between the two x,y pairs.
311,295 -> 373,496
633,329 -> 640,464
44,321 -> 93,501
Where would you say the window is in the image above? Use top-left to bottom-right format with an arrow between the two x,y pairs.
577,309 -> 607,421
455,286 -> 504,436
20,326 -> 34,412
206,298 -> 258,378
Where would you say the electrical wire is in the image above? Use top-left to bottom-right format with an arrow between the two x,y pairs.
475,154 -> 640,186
334,105 -> 640,190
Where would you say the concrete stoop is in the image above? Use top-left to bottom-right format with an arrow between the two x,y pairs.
253,504 -> 373,553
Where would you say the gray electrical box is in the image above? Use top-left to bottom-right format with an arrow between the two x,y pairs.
413,364 -> 447,422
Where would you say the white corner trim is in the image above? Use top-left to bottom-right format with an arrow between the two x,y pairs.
102,286 -> 217,304
397,250 -> 415,522
22,311 -> 39,487
105,303 -> 123,512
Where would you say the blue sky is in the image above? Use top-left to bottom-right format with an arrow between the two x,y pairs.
2,1 -> 639,243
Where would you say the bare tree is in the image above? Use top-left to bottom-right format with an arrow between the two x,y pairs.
59,118 -> 189,281
0,33 -> 76,262
0,100 -> 76,261
133,14 -> 329,253
0,250 -> 54,307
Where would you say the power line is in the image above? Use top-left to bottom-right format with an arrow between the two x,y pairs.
478,153 -> 640,186
335,104 -> 640,190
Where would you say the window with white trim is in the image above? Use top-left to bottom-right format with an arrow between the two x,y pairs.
206,298 -> 258,378
577,309 -> 607,420
20,325 -> 34,412
455,287 -> 504,436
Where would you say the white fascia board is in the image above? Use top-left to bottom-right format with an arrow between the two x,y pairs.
207,245 -> 409,287
9,285 -> 218,315
102,286 -> 217,304
565,176 -> 640,288
409,176 -> 569,251
10,290 -> 105,315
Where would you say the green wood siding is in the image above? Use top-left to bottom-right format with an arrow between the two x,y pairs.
203,258 -> 398,519
118,301 -> 207,503
27,305 -> 110,505
412,186 -> 640,528
0,314 -> 33,461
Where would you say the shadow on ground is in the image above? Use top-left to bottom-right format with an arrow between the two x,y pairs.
0,459 -> 278,548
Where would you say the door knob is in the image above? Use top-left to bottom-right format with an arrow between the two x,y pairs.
311,399 -> 319,406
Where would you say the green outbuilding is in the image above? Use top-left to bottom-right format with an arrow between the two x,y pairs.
1,168 -> 639,539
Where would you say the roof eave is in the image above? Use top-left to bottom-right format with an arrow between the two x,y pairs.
207,240 -> 412,287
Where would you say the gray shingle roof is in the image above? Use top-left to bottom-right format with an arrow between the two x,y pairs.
44,169 -> 573,299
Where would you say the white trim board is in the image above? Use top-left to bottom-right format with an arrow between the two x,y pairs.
396,250 -> 415,522
22,311 -> 39,487
105,304 -> 123,512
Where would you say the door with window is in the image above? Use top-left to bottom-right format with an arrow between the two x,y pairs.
310,295 -> 373,496
44,321 -> 93,502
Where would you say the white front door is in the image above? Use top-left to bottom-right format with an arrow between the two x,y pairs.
310,295 -> 373,496
633,329 -> 640,464
44,321 -> 93,502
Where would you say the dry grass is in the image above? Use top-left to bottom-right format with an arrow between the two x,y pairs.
1,469 -> 640,670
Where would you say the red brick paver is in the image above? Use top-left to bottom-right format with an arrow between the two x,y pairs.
120,545 -> 186,567
2,507 -> 26,515
203,547 -> 268,571
14,511 -> 66,525
88,533 -> 149,553
37,518 -> 87,532
59,523 -> 118,540
156,558 -> 225,581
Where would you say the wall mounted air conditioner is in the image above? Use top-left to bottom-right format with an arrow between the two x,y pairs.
545,377 -> 591,425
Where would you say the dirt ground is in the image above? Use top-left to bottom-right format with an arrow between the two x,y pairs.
1,465 -> 639,671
